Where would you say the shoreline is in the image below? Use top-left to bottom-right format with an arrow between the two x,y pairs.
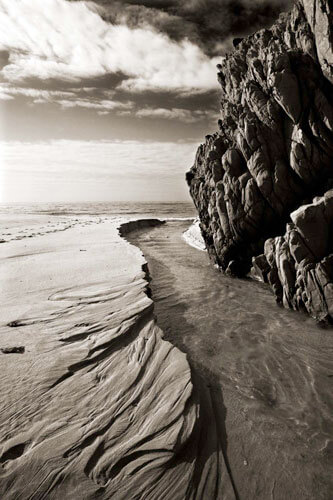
120,218 -> 237,499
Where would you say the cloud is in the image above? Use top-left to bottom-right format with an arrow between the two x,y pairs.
0,83 -> 74,100
1,83 -> 209,119
0,90 -> 13,100
0,0 -> 291,143
0,0 -> 219,92
82,0 -> 293,57
0,83 -> 131,114
57,98 -> 134,111
135,106 -> 217,123
0,139 -> 198,201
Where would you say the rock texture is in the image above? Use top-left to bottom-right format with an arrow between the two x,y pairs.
187,0 -> 333,321
253,191 -> 333,322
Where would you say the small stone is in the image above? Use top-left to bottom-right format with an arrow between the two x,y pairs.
1,346 -> 25,354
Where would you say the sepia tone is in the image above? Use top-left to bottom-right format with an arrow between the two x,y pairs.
0,1 -> 332,499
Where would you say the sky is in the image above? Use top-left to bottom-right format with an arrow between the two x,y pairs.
0,0 -> 292,202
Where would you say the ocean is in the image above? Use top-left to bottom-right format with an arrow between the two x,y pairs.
0,202 -> 196,218
0,201 -> 196,244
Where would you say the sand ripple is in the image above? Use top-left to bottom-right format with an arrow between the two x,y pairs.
0,218 -> 235,499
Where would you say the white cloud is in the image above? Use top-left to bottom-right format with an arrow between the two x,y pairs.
57,98 -> 134,111
135,107 -> 217,123
0,0 -> 219,92
0,82 -> 133,113
0,90 -> 13,100
0,139 -> 198,202
0,83 -> 74,100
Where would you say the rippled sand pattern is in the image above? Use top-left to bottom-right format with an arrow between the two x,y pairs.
128,220 -> 333,500
0,217 -> 235,499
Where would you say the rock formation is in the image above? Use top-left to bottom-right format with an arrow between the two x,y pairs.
187,0 -> 333,322
253,191 -> 333,322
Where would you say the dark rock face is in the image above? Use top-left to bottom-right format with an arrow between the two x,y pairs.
253,191 -> 333,322
187,0 -> 333,321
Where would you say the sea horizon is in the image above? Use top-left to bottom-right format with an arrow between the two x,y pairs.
0,200 -> 197,218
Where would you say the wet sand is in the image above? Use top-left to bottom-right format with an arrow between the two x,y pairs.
127,220 -> 333,500
0,216 -> 234,499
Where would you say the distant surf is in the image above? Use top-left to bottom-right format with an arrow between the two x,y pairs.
182,217 -> 206,251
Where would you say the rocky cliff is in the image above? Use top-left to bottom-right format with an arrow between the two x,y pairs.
187,0 -> 333,322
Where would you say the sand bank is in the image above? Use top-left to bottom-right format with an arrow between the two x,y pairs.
0,216 -> 234,499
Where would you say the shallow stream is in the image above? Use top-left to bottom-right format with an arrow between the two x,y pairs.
128,220 -> 333,500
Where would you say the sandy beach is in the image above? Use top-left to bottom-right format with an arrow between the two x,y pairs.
0,214 -> 234,499
1,211 -> 333,499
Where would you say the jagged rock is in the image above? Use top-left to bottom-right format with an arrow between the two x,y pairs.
232,37 -> 243,48
187,0 -> 333,320
253,192 -> 333,322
